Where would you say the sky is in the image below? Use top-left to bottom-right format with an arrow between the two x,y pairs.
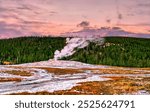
0,0 -> 150,38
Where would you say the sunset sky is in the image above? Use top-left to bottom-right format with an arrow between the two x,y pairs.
0,0 -> 150,38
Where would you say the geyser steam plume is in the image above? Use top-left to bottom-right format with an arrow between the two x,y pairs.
54,36 -> 104,60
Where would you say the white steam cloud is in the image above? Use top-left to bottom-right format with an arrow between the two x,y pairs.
54,36 -> 104,60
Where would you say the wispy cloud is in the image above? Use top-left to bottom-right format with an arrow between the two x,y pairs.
137,3 -> 150,7
0,0 -> 150,38
0,21 -> 27,38
77,21 -> 90,29
16,4 -> 33,10
118,23 -> 150,27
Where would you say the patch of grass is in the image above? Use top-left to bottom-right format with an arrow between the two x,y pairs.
3,70 -> 33,76
39,67 -> 84,75
0,77 -> 22,82
82,67 -> 150,74
145,84 -> 150,92
10,90 -> 84,95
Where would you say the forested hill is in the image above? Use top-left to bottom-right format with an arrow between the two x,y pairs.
64,37 -> 150,67
0,36 -> 66,64
0,36 -> 150,67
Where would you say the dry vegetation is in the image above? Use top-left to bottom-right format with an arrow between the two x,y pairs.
82,68 -> 150,74
10,76 -> 150,95
33,66 -> 150,76
1,66 -> 150,95
2,70 -> 33,76
0,77 -> 22,82
38,67 -> 83,75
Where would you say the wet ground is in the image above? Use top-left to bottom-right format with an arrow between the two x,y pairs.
0,60 -> 150,95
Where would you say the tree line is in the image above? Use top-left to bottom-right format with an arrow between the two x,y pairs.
63,37 -> 150,67
1,36 -> 150,67
0,36 -> 66,64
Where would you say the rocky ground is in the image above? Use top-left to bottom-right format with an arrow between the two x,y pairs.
0,60 -> 150,95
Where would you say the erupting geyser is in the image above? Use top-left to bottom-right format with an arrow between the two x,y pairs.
54,36 -> 104,60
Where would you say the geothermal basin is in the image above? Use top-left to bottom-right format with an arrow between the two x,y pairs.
0,60 -> 150,95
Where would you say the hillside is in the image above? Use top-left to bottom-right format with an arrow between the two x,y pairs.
0,36 -> 150,67
63,37 -> 150,67
0,36 -> 66,64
